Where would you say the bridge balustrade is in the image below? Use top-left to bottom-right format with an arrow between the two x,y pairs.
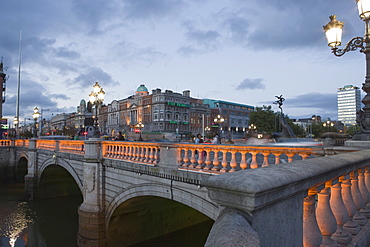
101,141 -> 160,165
177,144 -> 320,174
0,140 -> 11,146
7,138 -> 370,246
59,140 -> 85,154
36,139 -> 57,151
15,139 -> 29,148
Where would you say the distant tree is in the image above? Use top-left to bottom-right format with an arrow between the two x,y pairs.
249,105 -> 279,134
346,125 -> 360,136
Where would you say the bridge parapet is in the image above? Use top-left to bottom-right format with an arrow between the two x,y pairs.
204,150 -> 370,247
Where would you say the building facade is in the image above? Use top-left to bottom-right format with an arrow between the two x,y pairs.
202,99 -> 254,138
337,85 -> 361,125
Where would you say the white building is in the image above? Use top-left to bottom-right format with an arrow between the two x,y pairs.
337,85 -> 361,125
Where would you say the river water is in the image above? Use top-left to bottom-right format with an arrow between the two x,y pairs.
0,183 -> 82,247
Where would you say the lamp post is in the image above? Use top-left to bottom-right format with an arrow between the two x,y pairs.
249,124 -> 257,136
323,120 -> 334,133
214,114 -> 224,140
134,122 -> 144,141
323,2 -> 370,141
205,126 -> 210,138
13,116 -> 18,138
89,82 -> 105,137
32,107 -> 40,138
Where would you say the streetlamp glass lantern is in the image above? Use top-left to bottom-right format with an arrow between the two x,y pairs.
323,15 -> 344,48
357,0 -> 370,20
33,107 -> 40,120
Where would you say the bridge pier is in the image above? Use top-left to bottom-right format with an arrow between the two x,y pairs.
77,139 -> 107,247
24,139 -> 38,200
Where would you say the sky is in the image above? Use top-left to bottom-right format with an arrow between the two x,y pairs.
0,0 -> 367,125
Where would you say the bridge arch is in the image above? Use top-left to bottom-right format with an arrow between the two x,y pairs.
106,183 -> 220,227
39,157 -> 83,193
17,150 -> 29,163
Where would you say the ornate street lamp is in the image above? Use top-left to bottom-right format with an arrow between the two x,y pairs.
323,3 -> 370,140
89,82 -> 105,137
214,114 -> 224,139
323,120 -> 334,133
32,107 -> 40,138
134,122 -> 144,141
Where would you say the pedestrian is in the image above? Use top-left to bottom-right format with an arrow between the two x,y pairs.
212,134 -> 220,144
195,133 -> 204,143
115,131 -> 125,141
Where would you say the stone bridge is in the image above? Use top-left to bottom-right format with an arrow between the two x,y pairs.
1,138 -> 370,247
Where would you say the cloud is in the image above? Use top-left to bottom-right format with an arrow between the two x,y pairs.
68,67 -> 119,89
178,21 -> 221,55
222,16 -> 250,44
236,78 -> 265,90
286,92 -> 337,110
123,0 -> 185,20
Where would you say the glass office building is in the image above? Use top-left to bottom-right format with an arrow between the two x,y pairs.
337,85 -> 361,125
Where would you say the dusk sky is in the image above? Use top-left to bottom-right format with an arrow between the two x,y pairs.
0,0 -> 367,123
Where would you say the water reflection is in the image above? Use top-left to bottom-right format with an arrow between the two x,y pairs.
0,183 -> 82,247
0,201 -> 31,247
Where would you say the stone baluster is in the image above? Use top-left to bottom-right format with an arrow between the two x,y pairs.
365,167 -> 370,207
239,151 -> 248,170
316,181 -> 338,246
228,151 -> 237,172
211,150 -> 220,171
123,145 -> 128,159
140,147 -> 146,161
303,188 -> 322,247
350,172 -> 367,226
149,147 -> 154,163
129,145 -> 134,160
153,147 -> 159,164
102,145 -> 111,158
341,176 -> 361,235
300,153 -> 309,160
358,169 -> 370,218
188,149 -> 197,168
196,148 -> 204,169
330,179 -> 352,245
261,152 -> 270,167
181,148 -> 189,167
203,149 -> 212,170
286,152 -> 295,163
272,152 -> 281,164
220,150 -> 228,172
119,145 -> 123,159
250,151 -> 258,169
135,146 -> 141,161
113,145 -> 119,158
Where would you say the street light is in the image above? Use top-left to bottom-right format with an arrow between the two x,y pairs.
32,107 -> 40,138
214,114 -> 224,140
323,3 -> 370,140
89,82 -> 105,137
134,122 -> 144,141
323,120 -> 334,137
